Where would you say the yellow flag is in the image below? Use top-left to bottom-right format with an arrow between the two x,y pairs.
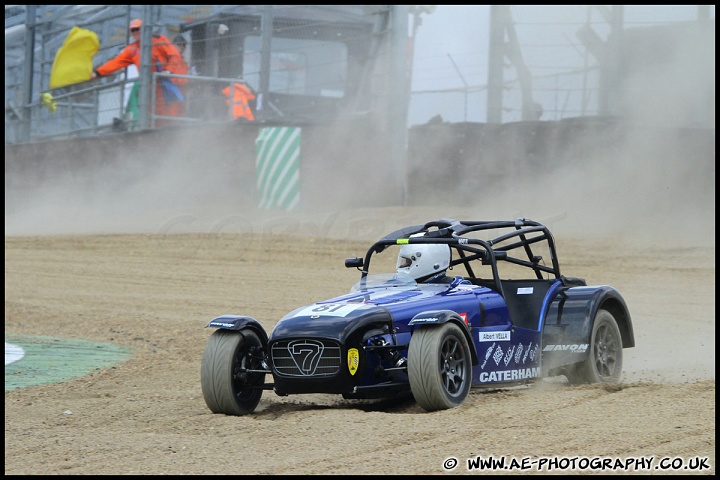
49,26 -> 100,89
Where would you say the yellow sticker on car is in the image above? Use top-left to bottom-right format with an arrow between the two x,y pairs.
347,348 -> 359,375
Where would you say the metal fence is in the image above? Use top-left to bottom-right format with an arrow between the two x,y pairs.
5,5 -> 387,144
5,5 -> 716,144
408,5 -> 715,125
9,71 -> 267,142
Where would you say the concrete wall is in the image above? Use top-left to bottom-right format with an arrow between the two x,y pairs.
407,117 -> 715,205
5,117 -> 395,214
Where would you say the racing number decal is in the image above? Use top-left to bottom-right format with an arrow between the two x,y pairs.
347,348 -> 360,375
311,304 -> 347,313
295,303 -> 368,318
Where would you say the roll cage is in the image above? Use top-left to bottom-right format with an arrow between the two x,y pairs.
345,218 -> 574,300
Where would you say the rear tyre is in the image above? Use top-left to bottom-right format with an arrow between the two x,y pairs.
201,329 -> 266,415
565,309 -> 623,384
408,323 -> 472,411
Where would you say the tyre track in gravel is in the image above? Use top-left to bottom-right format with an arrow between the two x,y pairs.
5,231 -> 715,475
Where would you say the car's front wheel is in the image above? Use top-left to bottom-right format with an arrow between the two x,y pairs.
408,323 -> 472,411
201,329 -> 266,415
565,309 -> 623,384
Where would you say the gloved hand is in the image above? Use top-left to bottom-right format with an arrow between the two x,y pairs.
40,92 -> 57,113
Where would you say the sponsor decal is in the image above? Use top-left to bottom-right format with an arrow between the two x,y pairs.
479,367 -> 540,382
480,342 -> 495,369
503,345 -> 515,366
523,342 -> 532,363
347,348 -> 359,375
517,287 -> 534,295
479,331 -> 511,342
514,343 -> 524,363
459,313 -> 468,325
492,345 -> 504,366
209,322 -> 235,328
412,317 -> 440,323
543,344 -> 589,353
530,343 -> 539,361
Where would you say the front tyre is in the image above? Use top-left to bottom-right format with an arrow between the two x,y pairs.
565,309 -> 623,384
408,323 -> 472,411
201,329 -> 266,415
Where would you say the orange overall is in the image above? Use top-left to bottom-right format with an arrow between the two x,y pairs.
221,82 -> 256,122
95,33 -> 188,123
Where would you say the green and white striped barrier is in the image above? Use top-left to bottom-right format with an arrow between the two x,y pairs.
255,126 -> 301,211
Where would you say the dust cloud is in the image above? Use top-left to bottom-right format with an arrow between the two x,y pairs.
4,11 -> 714,388
5,15 -> 715,246
477,127 -> 714,247
4,119 -> 714,245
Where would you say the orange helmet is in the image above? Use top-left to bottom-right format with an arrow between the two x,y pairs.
129,19 -> 142,29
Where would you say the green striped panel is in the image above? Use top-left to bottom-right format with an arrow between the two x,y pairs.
255,126 -> 301,211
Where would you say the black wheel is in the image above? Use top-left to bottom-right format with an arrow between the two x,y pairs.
408,323 -> 472,411
565,309 -> 623,384
201,329 -> 266,415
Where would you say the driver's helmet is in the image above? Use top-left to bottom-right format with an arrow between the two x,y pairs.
396,239 -> 451,282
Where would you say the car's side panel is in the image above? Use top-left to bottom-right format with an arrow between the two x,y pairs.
468,280 -> 566,386
541,285 -> 633,371
471,326 -> 542,385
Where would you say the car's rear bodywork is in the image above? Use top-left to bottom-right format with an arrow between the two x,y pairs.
201,218 -> 634,415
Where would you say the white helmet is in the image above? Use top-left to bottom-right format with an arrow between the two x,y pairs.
396,241 -> 451,282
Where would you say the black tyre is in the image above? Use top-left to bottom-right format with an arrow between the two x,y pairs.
565,309 -> 623,384
201,329 -> 266,416
408,323 -> 472,411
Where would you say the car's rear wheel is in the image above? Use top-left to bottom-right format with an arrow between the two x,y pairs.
201,329 -> 266,415
408,323 -> 472,411
565,309 -> 623,384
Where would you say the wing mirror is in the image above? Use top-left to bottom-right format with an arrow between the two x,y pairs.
345,257 -> 363,269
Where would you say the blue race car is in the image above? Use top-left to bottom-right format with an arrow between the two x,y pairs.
201,218 -> 634,415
